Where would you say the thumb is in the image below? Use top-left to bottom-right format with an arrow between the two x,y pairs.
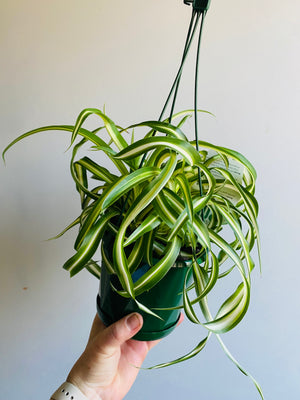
99,313 -> 143,356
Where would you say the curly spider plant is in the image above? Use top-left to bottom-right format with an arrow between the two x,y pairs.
2,1 -> 264,398
2,106 -> 262,394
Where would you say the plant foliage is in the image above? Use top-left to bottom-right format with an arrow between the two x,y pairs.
2,107 -> 263,398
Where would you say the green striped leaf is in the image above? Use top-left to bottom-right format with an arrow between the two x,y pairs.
113,153 -> 178,297
71,108 -> 128,151
76,157 -> 118,184
115,137 -> 202,166
175,173 -> 194,223
124,214 -> 161,247
128,120 -> 188,141
147,334 -> 211,369
63,209 -> 118,277
132,236 -> 182,296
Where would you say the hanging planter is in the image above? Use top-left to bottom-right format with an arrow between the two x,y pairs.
2,1 -> 264,399
97,235 -> 206,340
98,257 -> 190,341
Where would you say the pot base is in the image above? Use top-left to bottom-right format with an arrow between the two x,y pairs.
96,294 -> 180,341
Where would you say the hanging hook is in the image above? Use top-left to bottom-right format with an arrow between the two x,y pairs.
183,0 -> 211,12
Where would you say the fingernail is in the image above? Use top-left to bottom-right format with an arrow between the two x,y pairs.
126,313 -> 141,332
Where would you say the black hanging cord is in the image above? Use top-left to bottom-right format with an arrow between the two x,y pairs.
194,10 -> 206,197
165,10 -> 199,122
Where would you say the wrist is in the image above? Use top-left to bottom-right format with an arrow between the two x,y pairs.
66,376 -> 102,400
50,381 -> 101,400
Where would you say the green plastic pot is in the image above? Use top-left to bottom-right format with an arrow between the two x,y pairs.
96,249 -> 200,341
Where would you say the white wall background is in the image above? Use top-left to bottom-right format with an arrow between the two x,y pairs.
1,0 -> 299,399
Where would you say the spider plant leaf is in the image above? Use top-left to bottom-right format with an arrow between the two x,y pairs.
190,214 -> 211,250
209,229 -> 248,283
101,241 -> 115,274
183,266 -> 201,324
127,235 -> 148,273
167,195 -> 211,242
175,173 -> 194,223
147,334 -> 211,369
195,271 -> 264,398
74,166 -> 161,249
198,231 -> 250,333
135,300 -> 164,320
132,236 -> 182,296
73,161 -> 88,206
63,209 -> 119,277
70,139 -> 100,202
101,166 -> 161,211
166,108 -> 215,122
76,157 -> 118,184
191,140 -> 257,184
215,204 -> 255,275
128,120 -> 188,140
144,230 -> 155,267
152,191 -> 178,228
190,252 -> 219,303
47,216 -> 81,241
216,336 -> 265,400
202,282 -> 249,334
215,283 -> 244,319
115,137 -> 202,166
214,167 -> 261,270
71,108 -> 128,151
84,259 -> 101,279
113,153 -> 178,296
124,214 -> 161,247
2,125 -> 92,162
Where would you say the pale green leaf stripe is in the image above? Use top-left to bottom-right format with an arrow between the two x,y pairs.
145,230 -> 155,267
124,214 -> 161,247
190,214 -> 211,250
101,242 -> 115,274
63,209 -> 118,277
75,166 -> 161,249
199,230 -> 250,333
190,252 -> 219,304
203,284 -> 248,334
216,204 -> 254,278
153,192 -> 178,228
73,162 -> 88,205
159,187 -> 211,249
135,300 -> 163,320
2,125 -> 108,162
216,335 -> 264,400
183,266 -> 201,324
115,137 -> 202,166
127,235 -> 146,273
128,120 -> 188,141
147,334 -> 211,369
167,195 -> 211,241
132,237 -> 182,296
214,167 -> 261,269
175,173 -> 194,223
76,157 -> 118,184
216,284 -> 244,319
101,166 -> 161,210
70,140 -> 99,202
84,259 -> 101,279
71,108 -> 128,151
113,153 -> 178,297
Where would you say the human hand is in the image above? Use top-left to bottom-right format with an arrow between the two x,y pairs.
66,313 -> 160,400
